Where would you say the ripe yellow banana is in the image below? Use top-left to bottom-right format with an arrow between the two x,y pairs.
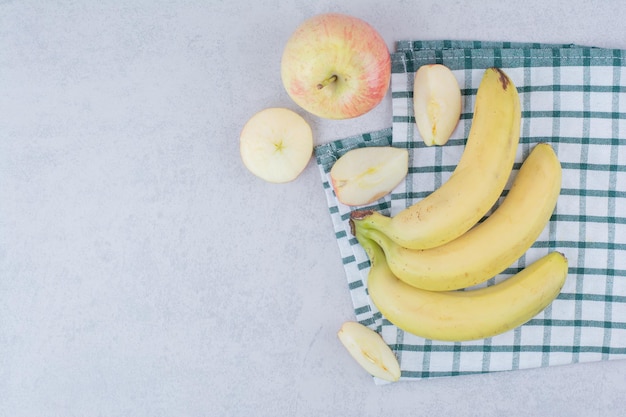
353,143 -> 562,291
351,67 -> 521,250
357,233 -> 569,342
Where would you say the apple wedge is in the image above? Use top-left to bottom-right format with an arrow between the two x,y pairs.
240,107 -> 313,183
413,64 -> 462,146
330,146 -> 409,206
337,321 -> 401,382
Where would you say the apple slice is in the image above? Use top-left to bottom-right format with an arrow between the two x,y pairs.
330,146 -> 408,206
240,107 -> 313,183
337,321 -> 401,382
413,64 -> 462,146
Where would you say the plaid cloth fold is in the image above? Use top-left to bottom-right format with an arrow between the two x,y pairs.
315,41 -> 626,383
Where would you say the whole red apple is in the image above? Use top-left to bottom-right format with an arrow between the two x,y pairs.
281,13 -> 391,120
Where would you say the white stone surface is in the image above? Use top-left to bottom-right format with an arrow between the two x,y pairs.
1,1 -> 625,416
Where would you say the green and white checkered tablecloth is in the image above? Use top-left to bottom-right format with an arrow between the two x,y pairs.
315,41 -> 626,383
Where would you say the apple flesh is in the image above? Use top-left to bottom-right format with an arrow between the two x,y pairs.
337,321 -> 401,382
330,146 -> 409,206
281,13 -> 391,120
413,64 -> 462,146
240,108 -> 313,183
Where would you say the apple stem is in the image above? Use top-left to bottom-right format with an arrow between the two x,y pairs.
316,74 -> 338,90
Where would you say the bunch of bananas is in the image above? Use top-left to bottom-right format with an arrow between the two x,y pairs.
350,68 -> 569,342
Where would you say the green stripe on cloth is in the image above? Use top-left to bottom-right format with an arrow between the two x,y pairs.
394,40 -> 579,52
315,41 -> 626,383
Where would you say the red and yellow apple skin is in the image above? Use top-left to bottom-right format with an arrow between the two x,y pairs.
281,13 -> 391,120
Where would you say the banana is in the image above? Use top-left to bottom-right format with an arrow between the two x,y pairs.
351,67 -> 521,250
353,143 -> 562,291
356,232 -> 568,342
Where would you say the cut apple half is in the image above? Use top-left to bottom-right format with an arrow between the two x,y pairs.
240,107 -> 313,183
337,321 -> 401,382
413,64 -> 462,146
330,146 -> 409,206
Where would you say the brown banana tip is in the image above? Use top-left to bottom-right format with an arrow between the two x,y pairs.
349,209 -> 374,220
492,67 -> 510,90
349,210 -> 374,237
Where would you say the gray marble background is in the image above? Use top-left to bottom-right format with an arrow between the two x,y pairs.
2,1 -> 625,416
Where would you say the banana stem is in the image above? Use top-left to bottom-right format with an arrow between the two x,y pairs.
349,210 -> 375,236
